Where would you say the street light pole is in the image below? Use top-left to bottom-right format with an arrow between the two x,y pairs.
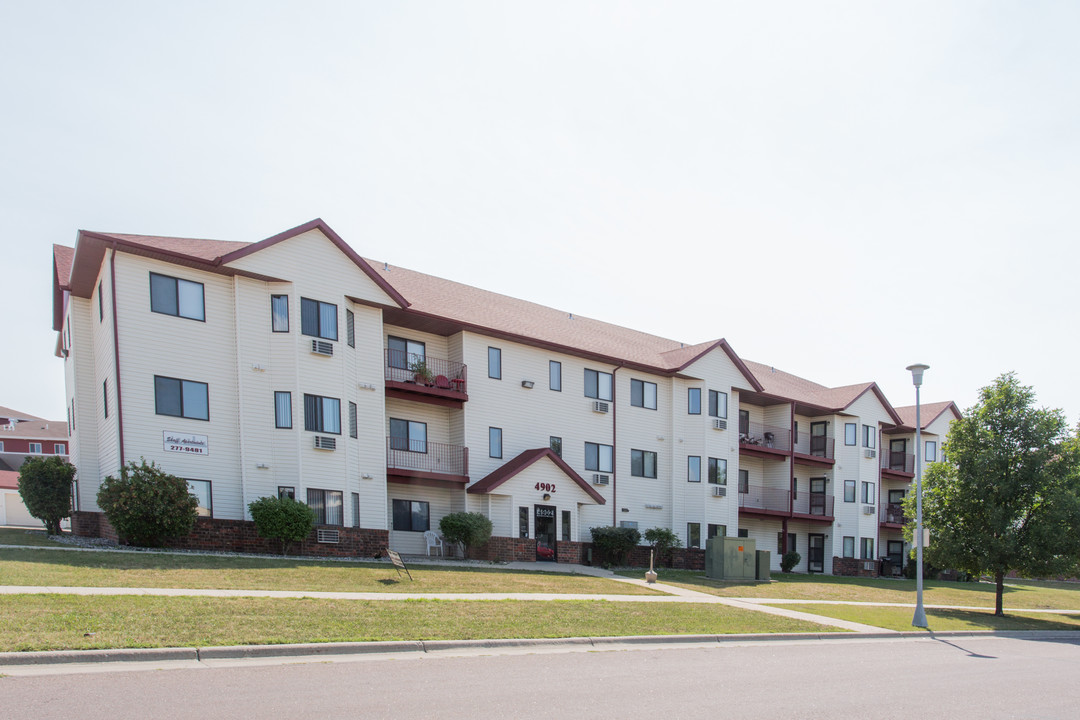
906,363 -> 929,628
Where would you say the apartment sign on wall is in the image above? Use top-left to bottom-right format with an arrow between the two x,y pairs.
163,431 -> 209,456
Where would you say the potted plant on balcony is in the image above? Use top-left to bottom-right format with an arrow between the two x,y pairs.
409,358 -> 434,386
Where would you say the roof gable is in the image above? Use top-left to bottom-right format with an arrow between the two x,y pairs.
467,448 -> 606,504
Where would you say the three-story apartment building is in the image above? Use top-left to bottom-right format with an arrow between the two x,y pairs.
51,219 -> 957,570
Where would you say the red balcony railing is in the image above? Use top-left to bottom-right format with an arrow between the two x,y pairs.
880,502 -> 906,525
880,450 -> 914,474
794,431 -> 835,460
386,438 -> 468,477
738,484 -> 790,513
384,349 -> 467,394
792,492 -> 834,517
739,422 -> 791,452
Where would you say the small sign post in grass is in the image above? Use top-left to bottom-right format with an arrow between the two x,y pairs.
386,549 -> 413,581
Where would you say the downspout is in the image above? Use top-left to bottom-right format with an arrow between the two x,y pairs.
110,243 -> 125,468
611,362 -> 625,526
784,401 -> 794,554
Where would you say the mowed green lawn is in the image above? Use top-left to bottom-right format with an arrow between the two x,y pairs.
0,528 -> 66,547
770,603 -> 1080,632
0,595 -> 841,652
0,548 -> 659,595
622,569 -> 1080,611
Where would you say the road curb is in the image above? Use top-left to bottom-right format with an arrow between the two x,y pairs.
0,646 -> 198,666
198,640 -> 424,660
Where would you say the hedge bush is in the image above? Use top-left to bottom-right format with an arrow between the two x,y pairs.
439,512 -> 493,556
590,525 -> 641,567
96,459 -> 198,546
248,495 -> 316,555
780,551 -> 801,573
17,456 -> 75,535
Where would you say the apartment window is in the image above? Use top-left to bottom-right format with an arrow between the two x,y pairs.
349,402 -> 358,438
488,347 -> 502,379
271,295 -> 289,332
388,336 -> 425,369
562,510 -> 571,542
737,529 -> 749,538
687,455 -> 701,483
150,272 -> 205,321
620,521 -> 638,530
584,369 -> 613,401
103,380 -> 108,418
346,309 -> 355,347
844,479 -> 856,503
861,538 -> 875,560
862,482 -> 875,504
303,394 -> 341,434
739,409 -> 750,434
489,427 -> 503,458
519,506 -> 529,538
738,469 -> 749,493
863,425 -> 876,448
585,442 -> 614,473
0,441 -> 5,452
274,392 -> 292,429
549,436 -> 562,457
29,442 -> 42,454
549,361 -> 561,391
926,441 -> 938,462
54,443 -> 66,454
278,486 -> 295,500
390,499 -> 427,532
351,492 -> 360,528
188,479 -> 212,518
98,280 -> 104,322
630,379 -> 657,410
843,536 -> 855,558
778,532 -> 796,554
300,297 -> 338,340
389,418 -> 427,453
709,390 -> 728,419
309,489 -> 344,526
155,376 -> 209,421
708,457 -> 727,485
687,523 -> 701,549
630,449 -> 657,478
844,423 -> 857,446
688,388 -> 701,415
708,524 -> 726,539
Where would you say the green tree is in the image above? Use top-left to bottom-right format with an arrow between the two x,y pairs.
17,456 -> 75,535
248,495 -> 316,555
643,527 -> 682,567
905,373 -> 1080,615
439,512 -> 493,557
97,459 -> 198,546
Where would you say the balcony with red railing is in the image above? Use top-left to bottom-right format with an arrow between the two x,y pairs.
793,431 -> 835,466
386,437 -> 469,486
384,349 -> 468,406
791,491 -> 835,521
738,484 -> 791,517
739,422 -> 791,459
880,449 -> 915,478
880,502 -> 906,528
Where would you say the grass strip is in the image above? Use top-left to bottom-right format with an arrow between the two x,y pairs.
0,548 -> 657,595
625,569 -> 1080,610
765,603 -> 1080,632
0,595 -> 841,652
0,529 -> 65,548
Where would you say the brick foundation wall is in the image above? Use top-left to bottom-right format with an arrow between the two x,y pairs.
626,545 -> 705,570
832,556 -> 880,577
469,536 -> 537,562
71,510 -> 119,542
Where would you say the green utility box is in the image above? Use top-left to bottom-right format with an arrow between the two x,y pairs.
705,536 -> 757,581
755,550 -> 771,581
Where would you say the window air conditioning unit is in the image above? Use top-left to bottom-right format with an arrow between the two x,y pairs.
863,505 -> 875,515
712,485 -> 727,497
317,529 -> 340,544
314,436 -> 337,450
311,339 -> 334,357
712,418 -> 727,431
592,473 -> 610,485
592,401 -> 609,414
864,448 -> 876,459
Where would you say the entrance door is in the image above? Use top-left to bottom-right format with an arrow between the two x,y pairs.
808,533 -> 825,573
890,438 -> 907,470
809,477 -> 827,516
887,540 -> 904,576
534,505 -> 557,562
887,489 -> 905,524
810,421 -> 828,456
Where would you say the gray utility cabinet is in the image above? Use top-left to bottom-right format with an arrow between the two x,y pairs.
755,550 -> 771,582
705,537 -> 758,581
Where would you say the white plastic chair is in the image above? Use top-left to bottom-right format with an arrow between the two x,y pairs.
424,530 -> 444,557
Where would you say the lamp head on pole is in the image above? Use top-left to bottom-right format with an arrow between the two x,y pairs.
906,363 -> 930,388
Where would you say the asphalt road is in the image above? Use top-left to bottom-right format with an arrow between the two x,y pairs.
4,636 -> 1079,719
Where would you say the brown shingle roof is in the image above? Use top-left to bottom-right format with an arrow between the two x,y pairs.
1,419 -> 69,441
89,232 -> 250,262
743,360 -> 903,423
0,470 -> 20,490
894,401 -> 961,430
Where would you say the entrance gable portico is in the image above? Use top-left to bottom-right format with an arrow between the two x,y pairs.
467,448 -> 606,505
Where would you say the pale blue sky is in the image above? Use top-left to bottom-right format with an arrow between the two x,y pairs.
2,1 -> 1078,423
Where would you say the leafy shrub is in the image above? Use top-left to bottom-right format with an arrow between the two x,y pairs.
96,459 -> 198,546
643,527 -> 682,567
904,555 -> 942,580
439,512 -> 493,556
248,495 -> 316,555
17,456 -> 75,534
590,525 -> 641,567
781,551 -> 801,573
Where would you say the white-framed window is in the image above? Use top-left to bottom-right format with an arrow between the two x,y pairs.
346,309 -> 355,348
29,442 -> 42,454
585,442 -> 613,473
155,376 -> 209,421
300,297 -> 338,340
863,424 -> 876,448
549,436 -> 562,457
54,443 -> 66,454
844,479 -> 856,502
388,336 -> 425,369
392,499 -> 429,532
687,522 -> 701,549
308,488 -> 344,526
351,492 -> 360,528
862,481 -> 875,504
584,369 -> 613,401
549,361 -> 561,391
708,457 -> 727,485
278,486 -> 295,500
738,469 -> 749,493
708,390 -> 728,418
845,423 -> 857,446
489,427 -> 503,458
150,272 -> 205,321
687,455 -> 701,483
389,418 -> 427,452
488,347 -> 502,379
103,380 -> 108,418
926,440 -> 938,462
630,449 -> 657,478
0,441 -> 4,452
187,479 -> 212,518
303,394 -> 341,434
843,536 -> 855,558
688,388 -> 701,415
271,295 -> 289,332
274,392 -> 292,429
861,537 -> 875,560
630,379 -> 657,410
708,524 -> 726,539
348,402 -> 358,438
